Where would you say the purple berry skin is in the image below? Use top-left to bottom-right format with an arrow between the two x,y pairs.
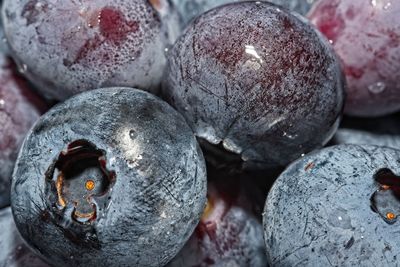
163,1 -> 345,170
0,54 -> 47,208
11,88 -> 207,267
168,175 -> 267,267
0,207 -> 50,267
264,145 -> 400,266
1,0 -> 181,100
309,0 -> 400,117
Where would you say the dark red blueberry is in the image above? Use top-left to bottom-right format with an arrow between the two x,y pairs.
264,145 -> 400,266
168,174 -> 267,267
0,54 -> 47,208
163,1 -> 345,170
1,0 -> 181,100
309,0 -> 400,117
11,88 -> 207,266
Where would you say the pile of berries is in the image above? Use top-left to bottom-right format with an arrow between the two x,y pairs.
0,0 -> 399,266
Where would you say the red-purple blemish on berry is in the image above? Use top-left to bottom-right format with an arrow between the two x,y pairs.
345,65 -> 364,79
71,7 -> 140,66
99,7 -> 139,44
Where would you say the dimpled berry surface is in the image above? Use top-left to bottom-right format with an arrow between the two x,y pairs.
163,1 -> 344,169
309,0 -> 400,116
2,0 -> 180,100
264,145 -> 400,266
0,54 -> 46,208
11,88 -> 207,267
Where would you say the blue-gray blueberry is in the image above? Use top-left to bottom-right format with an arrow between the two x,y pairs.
264,144 -> 400,266
11,88 -> 207,267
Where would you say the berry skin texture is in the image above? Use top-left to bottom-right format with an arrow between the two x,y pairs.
11,88 -> 207,267
0,207 -> 50,267
1,0 -> 180,100
309,0 -> 400,117
0,54 -> 46,208
264,145 -> 400,266
168,178 -> 267,267
163,1 -> 345,170
268,0 -> 319,15
173,0 -> 319,26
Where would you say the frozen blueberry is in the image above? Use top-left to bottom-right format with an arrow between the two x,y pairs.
168,174 -> 267,267
0,207 -> 50,267
264,144 -> 400,266
2,0 -> 181,100
309,0 -> 400,117
163,1 -> 345,170
0,54 -> 47,208
11,88 -> 207,267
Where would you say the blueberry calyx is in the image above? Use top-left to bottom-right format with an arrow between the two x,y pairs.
45,140 -> 116,225
370,168 -> 400,225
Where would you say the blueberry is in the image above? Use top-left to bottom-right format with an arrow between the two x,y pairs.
264,144 -> 400,266
11,88 -> 207,266
309,0 -> 400,117
168,173 -> 267,267
0,54 -> 47,208
1,0 -> 181,100
163,1 -> 345,170
0,207 -> 50,267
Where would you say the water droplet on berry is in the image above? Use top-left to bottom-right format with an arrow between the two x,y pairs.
384,2 -> 392,10
0,99 -> 5,109
18,64 -> 27,74
129,129 -> 137,139
368,81 -> 386,94
328,208 -> 352,229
